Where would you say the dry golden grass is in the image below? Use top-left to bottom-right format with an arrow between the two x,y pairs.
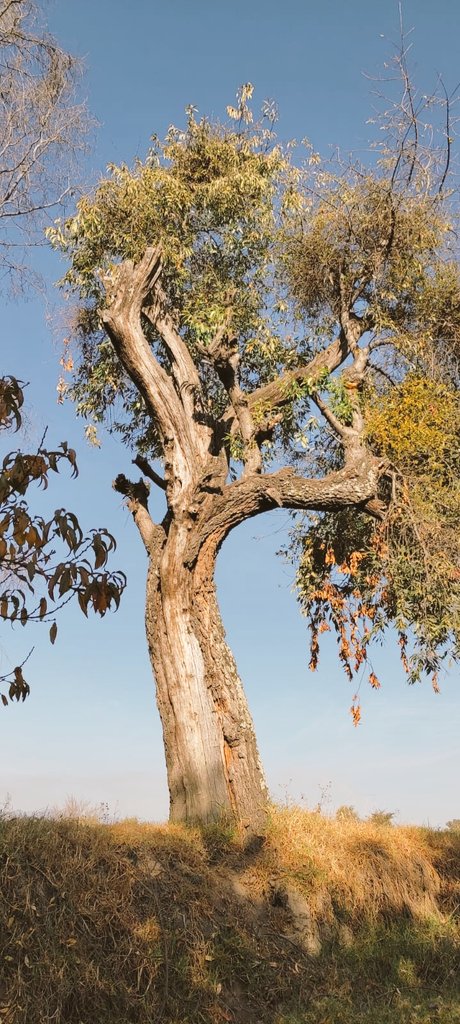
0,805 -> 458,1024
263,806 -> 442,918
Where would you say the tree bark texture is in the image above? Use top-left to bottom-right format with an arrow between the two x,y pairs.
145,524 -> 268,831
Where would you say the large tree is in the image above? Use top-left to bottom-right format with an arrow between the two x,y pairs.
49,77 -> 460,832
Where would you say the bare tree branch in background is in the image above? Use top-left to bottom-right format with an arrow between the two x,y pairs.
0,3 -> 124,705
0,0 -> 91,291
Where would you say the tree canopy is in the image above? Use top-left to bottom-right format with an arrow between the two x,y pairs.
48,72 -> 460,721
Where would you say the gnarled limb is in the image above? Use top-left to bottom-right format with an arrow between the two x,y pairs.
101,248 -> 199,500
144,275 -> 205,427
185,446 -> 383,567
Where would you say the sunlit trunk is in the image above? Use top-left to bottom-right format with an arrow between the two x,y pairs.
145,524 -> 268,833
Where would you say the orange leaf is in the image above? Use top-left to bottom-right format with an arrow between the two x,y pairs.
350,699 -> 361,727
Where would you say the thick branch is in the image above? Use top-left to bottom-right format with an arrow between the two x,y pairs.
144,278 -> 203,421
337,271 -> 365,352
214,348 -> 262,475
186,447 -> 383,566
101,248 -> 198,496
101,247 -> 169,434
340,344 -> 369,432
192,312 -> 263,474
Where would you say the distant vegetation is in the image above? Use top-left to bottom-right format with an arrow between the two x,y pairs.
1,805 -> 459,1023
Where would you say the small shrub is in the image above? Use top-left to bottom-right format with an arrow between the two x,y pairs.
336,805 -> 360,822
368,810 -> 396,827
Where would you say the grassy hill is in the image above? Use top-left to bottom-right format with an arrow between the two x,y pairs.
0,805 -> 459,1023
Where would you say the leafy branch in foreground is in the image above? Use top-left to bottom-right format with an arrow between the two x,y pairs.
0,376 -> 125,706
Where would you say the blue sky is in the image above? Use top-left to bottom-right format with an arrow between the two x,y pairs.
1,0 -> 459,826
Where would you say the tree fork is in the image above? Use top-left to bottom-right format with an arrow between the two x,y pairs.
118,439 -> 384,833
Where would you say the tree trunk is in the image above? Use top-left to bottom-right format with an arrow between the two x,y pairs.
145,522 -> 268,833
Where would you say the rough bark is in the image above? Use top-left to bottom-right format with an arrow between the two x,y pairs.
184,447 -> 382,569
136,446 -> 381,833
145,523 -> 268,832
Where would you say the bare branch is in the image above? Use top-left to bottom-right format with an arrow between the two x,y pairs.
437,74 -> 452,193
0,0 -> 91,292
